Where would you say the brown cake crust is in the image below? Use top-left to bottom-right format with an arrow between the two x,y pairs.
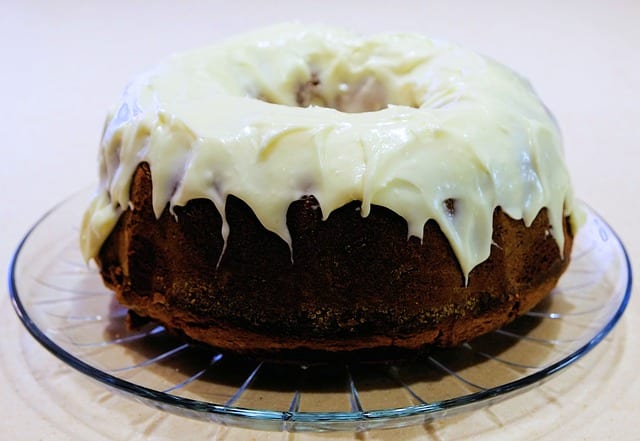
97,162 -> 573,361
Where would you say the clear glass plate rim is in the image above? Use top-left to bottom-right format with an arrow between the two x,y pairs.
7,192 -> 634,427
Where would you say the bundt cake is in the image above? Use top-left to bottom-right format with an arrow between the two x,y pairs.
81,25 -> 577,361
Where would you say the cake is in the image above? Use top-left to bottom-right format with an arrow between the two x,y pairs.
81,25 -> 577,362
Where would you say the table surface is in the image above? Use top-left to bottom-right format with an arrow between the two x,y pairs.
2,1 -> 638,439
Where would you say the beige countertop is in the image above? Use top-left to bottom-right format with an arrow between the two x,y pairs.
1,1 -> 638,439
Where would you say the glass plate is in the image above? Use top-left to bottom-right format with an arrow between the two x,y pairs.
9,189 -> 632,432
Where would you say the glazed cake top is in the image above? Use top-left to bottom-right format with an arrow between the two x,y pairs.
81,24 -> 575,279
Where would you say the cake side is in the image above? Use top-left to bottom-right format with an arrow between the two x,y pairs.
97,163 -> 573,360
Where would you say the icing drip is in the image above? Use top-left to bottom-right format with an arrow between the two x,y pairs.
81,24 -> 575,280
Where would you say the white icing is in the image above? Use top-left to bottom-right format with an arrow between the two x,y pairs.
80,24 -> 575,280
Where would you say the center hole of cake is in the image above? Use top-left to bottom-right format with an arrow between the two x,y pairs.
293,73 -> 411,113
